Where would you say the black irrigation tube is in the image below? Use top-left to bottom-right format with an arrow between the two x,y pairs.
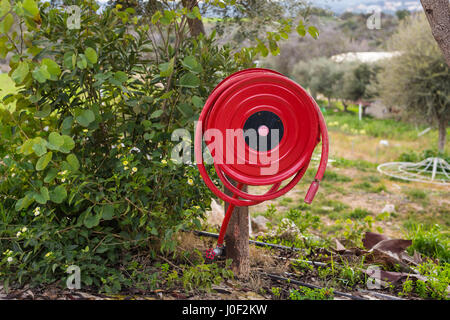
261,272 -> 367,301
193,230 -> 301,252
193,230 -> 403,301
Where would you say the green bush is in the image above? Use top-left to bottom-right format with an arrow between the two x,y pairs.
0,0 -> 240,292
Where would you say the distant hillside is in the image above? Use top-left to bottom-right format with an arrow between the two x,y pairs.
311,0 -> 422,13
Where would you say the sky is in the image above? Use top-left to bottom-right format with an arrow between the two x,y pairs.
94,0 -> 423,14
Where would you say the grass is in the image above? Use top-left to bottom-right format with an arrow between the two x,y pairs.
405,224 -> 449,263
344,208 -> 371,220
405,188 -> 428,200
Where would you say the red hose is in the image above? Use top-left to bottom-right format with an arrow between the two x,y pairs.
195,68 -> 329,252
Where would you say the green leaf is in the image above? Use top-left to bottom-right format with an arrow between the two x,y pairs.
84,47 -> 98,64
114,71 -> 128,83
59,135 -> 75,153
296,23 -> 306,37
50,185 -> 67,204
15,195 -> 33,211
32,64 -> 51,83
20,139 -> 34,155
41,58 -> 61,77
35,105 -> 51,118
48,132 -> 64,149
256,39 -> 269,57
192,96 -> 203,108
151,10 -> 162,24
181,56 -> 202,73
66,153 -> 80,171
160,10 -> 175,25
44,168 -> 58,183
77,54 -> 87,69
102,205 -> 115,220
0,0 -> 11,18
143,132 -> 153,140
32,137 -> 47,156
150,109 -> 163,119
23,0 -> 39,18
36,151 -> 52,171
0,13 -> 13,33
268,39 -> 280,56
34,187 -> 50,204
192,6 -> 201,20
158,58 -> 174,77
177,103 -> 193,117
63,52 -> 75,70
61,116 -> 73,128
75,109 -> 95,127
11,61 -> 29,84
84,210 -> 101,228
308,26 -> 319,39
179,72 -> 200,88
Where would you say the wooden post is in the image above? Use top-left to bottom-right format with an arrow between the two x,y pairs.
224,182 -> 250,277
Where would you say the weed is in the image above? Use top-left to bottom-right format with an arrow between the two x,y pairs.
399,279 -> 414,297
405,188 -> 428,200
289,287 -> 334,300
345,208 -> 371,220
279,197 -> 293,207
323,171 -> 352,183
405,224 -> 449,263
181,260 -> 234,293
286,209 -> 321,232
366,175 -> 381,183
271,287 -> 282,299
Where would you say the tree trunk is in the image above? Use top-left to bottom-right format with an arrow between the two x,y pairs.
421,0 -> 450,66
182,0 -> 206,37
342,101 -> 348,112
438,117 -> 447,153
224,182 -> 250,278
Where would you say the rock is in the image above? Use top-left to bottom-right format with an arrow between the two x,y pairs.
320,206 -> 334,212
270,218 -> 302,242
204,199 -> 224,227
381,204 -> 395,214
251,215 -> 269,233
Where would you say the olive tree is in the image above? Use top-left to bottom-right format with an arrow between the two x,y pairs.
377,14 -> 450,153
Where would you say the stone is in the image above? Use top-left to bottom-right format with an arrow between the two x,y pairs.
251,215 -> 269,233
204,199 -> 224,227
381,204 -> 395,214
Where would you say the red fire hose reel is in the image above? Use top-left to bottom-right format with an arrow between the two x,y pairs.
194,68 -> 329,257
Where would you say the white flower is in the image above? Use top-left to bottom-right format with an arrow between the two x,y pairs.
7,257 -> 13,263
22,227 -> 27,233
34,207 -> 41,217
187,178 -> 194,186
16,231 -> 21,238
61,178 -> 66,182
